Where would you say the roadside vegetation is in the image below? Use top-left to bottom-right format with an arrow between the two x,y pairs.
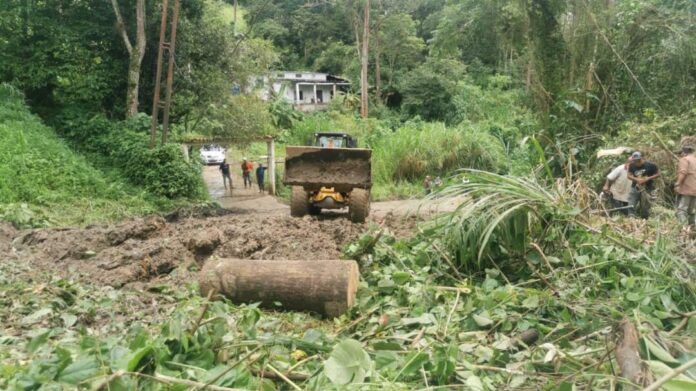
0,85 -> 193,227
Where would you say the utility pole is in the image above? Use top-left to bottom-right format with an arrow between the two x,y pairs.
161,0 -> 181,145
150,0 -> 169,148
150,0 -> 181,147
360,0 -> 370,119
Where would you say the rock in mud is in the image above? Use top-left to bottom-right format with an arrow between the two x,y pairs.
107,216 -> 166,245
186,227 -> 223,259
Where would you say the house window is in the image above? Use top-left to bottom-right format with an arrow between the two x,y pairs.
295,73 -> 302,78
299,90 -> 304,101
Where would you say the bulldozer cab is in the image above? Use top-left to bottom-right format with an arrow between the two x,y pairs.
314,132 -> 358,149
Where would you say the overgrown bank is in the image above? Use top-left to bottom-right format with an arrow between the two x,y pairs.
0,85 -> 205,227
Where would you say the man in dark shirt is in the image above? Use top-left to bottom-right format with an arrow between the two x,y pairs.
626,151 -> 660,217
256,163 -> 267,193
219,159 -> 232,190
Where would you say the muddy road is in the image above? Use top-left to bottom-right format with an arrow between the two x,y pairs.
202,165 -> 461,219
0,166 -> 459,290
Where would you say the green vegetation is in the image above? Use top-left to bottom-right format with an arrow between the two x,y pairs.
0,85 -> 189,227
2,171 -> 693,389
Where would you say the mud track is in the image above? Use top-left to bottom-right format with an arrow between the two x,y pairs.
0,166 -> 458,289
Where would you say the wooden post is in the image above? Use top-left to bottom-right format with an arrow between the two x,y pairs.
313,83 -> 317,104
267,138 -> 276,195
181,144 -> 189,162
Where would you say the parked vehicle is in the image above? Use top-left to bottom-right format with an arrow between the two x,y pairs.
199,144 -> 226,165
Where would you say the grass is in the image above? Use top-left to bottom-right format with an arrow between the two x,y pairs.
0,85 -> 189,227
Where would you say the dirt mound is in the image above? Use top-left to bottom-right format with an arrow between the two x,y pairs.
4,213 -> 409,288
0,223 -> 17,254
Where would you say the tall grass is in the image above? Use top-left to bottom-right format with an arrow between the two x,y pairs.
372,122 -> 507,184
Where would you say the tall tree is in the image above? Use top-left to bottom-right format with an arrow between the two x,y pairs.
111,0 -> 146,118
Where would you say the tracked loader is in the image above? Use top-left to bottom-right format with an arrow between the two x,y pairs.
283,132 -> 372,223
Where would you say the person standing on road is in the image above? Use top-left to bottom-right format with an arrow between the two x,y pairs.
241,158 -> 254,188
675,145 -> 696,227
219,159 -> 232,190
602,159 -> 632,215
627,151 -> 660,218
256,163 -> 268,193
423,175 -> 433,195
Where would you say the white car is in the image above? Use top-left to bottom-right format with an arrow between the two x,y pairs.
199,144 -> 226,165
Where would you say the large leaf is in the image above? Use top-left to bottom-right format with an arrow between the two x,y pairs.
58,357 -> 100,384
116,345 -> 153,372
324,339 -> 372,385
647,360 -> 696,391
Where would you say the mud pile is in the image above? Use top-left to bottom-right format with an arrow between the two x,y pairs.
2,213 -> 403,288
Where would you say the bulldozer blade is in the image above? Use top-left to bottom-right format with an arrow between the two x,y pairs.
283,146 -> 372,191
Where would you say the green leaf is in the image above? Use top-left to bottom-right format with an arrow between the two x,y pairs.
58,357 -> 100,384
324,339 -> 372,385
61,313 -> 78,328
522,295 -> 539,309
647,361 -> 696,390
27,329 -> 51,353
466,375 -> 484,391
396,351 -> 429,380
116,346 -> 153,372
473,312 -> 493,327
645,338 -> 679,365
392,271 -> 411,285
21,308 -> 52,326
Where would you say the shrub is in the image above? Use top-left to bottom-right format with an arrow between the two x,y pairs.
53,110 -> 206,199
0,84 -> 172,226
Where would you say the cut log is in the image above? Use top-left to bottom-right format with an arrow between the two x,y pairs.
615,317 -> 645,388
199,259 -> 360,318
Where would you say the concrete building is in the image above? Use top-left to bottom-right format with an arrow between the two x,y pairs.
254,72 -> 350,112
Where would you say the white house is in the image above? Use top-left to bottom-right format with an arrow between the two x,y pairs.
253,72 -> 351,112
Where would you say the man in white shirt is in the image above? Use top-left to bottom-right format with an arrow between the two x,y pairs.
603,159 -> 632,215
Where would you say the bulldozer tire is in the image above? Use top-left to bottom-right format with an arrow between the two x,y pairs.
308,205 -> 321,215
291,186 -> 309,217
348,188 -> 370,223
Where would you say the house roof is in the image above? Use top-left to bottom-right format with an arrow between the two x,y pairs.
269,71 -> 349,84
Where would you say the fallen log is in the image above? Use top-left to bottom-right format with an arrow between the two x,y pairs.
199,258 -> 360,318
615,318 -> 645,388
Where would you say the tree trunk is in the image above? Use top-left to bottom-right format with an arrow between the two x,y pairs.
233,0 -> 238,35
199,259 -> 360,318
615,318 -> 646,388
374,20 -> 381,103
111,0 -> 146,118
360,0 -> 370,118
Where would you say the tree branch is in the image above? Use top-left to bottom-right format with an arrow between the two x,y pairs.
111,0 -> 133,55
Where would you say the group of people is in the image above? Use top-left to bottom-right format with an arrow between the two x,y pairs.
423,175 -> 443,195
602,146 -> 696,227
219,157 -> 268,193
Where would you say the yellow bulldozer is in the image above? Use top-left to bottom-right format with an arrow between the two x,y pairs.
283,132 -> 372,223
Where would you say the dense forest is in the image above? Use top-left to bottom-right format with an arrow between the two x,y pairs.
1,0 -> 695,390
